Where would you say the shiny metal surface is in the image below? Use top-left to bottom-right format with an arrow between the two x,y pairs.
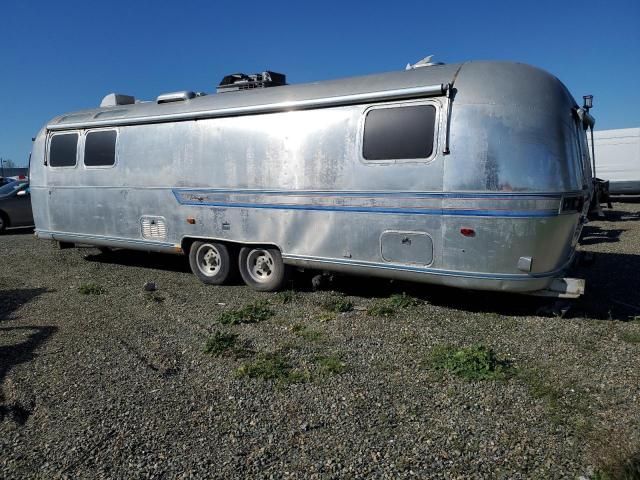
31,61 -> 593,293
48,84 -> 447,131
156,91 -> 196,104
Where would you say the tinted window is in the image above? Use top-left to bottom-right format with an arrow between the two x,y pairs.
363,105 -> 436,160
49,133 -> 78,167
85,130 -> 117,166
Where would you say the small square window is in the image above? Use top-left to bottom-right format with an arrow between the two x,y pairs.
49,133 -> 78,167
85,130 -> 117,167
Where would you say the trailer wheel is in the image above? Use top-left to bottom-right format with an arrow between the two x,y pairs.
238,246 -> 287,292
189,241 -> 234,285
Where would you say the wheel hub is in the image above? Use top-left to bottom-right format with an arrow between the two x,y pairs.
197,244 -> 222,277
247,250 -> 274,282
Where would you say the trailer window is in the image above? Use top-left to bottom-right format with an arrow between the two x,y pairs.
84,130 -> 117,167
49,133 -> 78,167
363,105 -> 436,160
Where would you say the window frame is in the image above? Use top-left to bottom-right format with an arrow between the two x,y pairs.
358,99 -> 441,165
82,127 -> 119,169
47,131 -> 80,169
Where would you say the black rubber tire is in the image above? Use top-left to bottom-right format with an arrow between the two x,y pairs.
238,246 -> 288,292
189,241 -> 234,285
0,212 -> 7,233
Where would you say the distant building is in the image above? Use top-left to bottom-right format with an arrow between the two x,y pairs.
0,167 -> 29,179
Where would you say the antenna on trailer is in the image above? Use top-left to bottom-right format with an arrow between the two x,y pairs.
405,55 -> 444,70
583,95 -> 596,177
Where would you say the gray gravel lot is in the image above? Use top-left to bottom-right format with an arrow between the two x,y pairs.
1,202 -> 640,479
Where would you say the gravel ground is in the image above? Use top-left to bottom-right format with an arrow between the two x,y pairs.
1,202 -> 639,479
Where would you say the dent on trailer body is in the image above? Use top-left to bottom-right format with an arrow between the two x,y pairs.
30,61 -> 591,294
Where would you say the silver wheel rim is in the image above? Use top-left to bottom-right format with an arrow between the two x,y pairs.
196,243 -> 222,277
246,249 -> 275,283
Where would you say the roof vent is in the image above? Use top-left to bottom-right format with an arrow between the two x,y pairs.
156,91 -> 196,104
405,55 -> 445,70
100,93 -> 136,107
217,71 -> 286,93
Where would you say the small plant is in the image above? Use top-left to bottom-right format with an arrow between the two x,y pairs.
388,293 -> 420,309
427,344 -> 513,380
277,290 -> 298,305
368,292 -> 419,317
218,301 -> 274,325
620,331 -> 640,344
78,283 -> 106,295
367,301 -> 396,317
315,354 -> 346,375
317,311 -> 336,323
236,352 -> 309,383
291,324 -> 323,341
322,295 -> 353,313
204,331 -> 240,357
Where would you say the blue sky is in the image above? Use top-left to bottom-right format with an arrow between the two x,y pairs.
1,0 -> 638,167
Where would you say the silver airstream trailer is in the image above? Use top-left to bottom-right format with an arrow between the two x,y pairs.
30,60 -> 595,296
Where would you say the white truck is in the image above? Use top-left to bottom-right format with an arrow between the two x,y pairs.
591,128 -> 640,195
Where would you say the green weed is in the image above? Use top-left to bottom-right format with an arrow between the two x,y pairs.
427,344 -> 513,380
322,295 -> 353,313
315,354 -> 347,376
204,331 -> 246,357
317,311 -> 336,322
277,290 -> 298,305
368,293 -> 419,317
620,331 -> 640,344
236,352 -> 309,383
291,324 -> 324,341
78,283 -> 106,295
388,293 -> 420,309
218,301 -> 274,325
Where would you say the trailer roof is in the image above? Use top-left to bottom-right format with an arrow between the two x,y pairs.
46,61 -> 572,131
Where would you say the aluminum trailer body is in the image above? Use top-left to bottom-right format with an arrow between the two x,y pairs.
30,61 -> 594,295
590,128 -> 640,194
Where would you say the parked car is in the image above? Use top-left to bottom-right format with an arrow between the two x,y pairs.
0,181 -> 33,232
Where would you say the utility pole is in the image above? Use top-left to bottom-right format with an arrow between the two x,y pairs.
0,157 -> 4,178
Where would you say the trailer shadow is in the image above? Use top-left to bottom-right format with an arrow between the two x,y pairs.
579,225 -> 624,245
0,287 -> 55,425
0,288 -> 48,324
609,195 -> 640,204
572,251 -> 640,321
84,249 -> 191,274
80,248 -> 640,321
324,275 -> 554,317
0,226 -> 35,236
602,208 -> 640,222
322,251 -> 640,321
